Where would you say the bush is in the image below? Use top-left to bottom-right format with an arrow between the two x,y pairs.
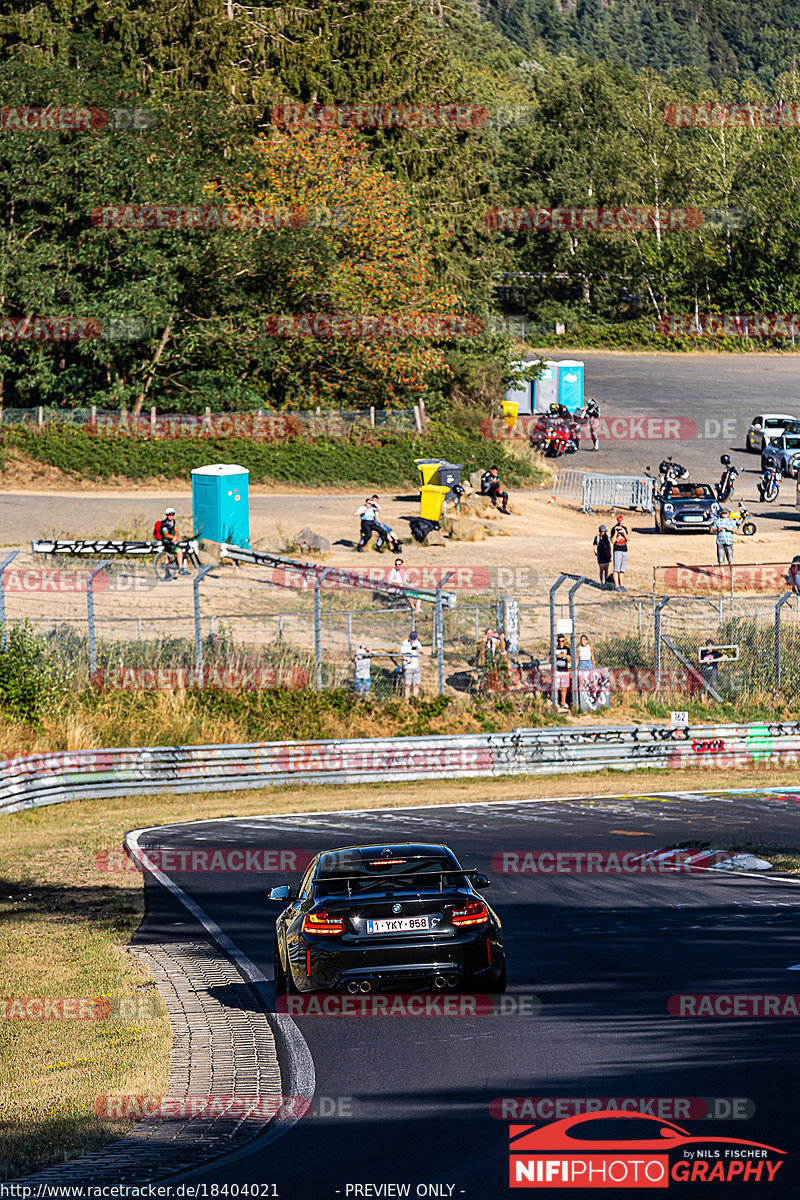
0,622 -> 70,724
2,422 -> 546,488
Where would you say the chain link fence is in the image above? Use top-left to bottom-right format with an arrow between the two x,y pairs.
4,548 -> 800,707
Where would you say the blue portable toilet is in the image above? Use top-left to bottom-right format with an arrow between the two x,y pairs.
191,464 -> 250,547
556,360 -> 585,413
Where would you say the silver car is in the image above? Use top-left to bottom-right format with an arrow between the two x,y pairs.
745,413 -> 799,452
761,433 -> 800,477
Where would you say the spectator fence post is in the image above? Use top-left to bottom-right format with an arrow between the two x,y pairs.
435,572 -> 455,696
654,596 -> 672,692
193,565 -> 214,685
0,550 -> 20,651
774,592 -> 794,696
567,577 -> 607,710
87,561 -> 112,682
314,569 -> 332,689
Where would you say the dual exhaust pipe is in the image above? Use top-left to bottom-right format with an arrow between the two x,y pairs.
345,974 -> 458,993
346,979 -> 373,994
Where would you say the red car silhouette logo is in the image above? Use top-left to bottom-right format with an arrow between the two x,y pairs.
510,1110 -> 785,1154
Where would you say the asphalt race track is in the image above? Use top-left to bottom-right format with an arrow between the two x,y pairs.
128,787 -> 800,1198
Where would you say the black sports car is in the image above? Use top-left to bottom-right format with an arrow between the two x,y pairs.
269,841 -> 506,994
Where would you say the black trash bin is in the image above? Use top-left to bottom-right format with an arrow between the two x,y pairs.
437,462 -> 463,500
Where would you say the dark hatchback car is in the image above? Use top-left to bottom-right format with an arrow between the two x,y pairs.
269,841 -> 506,995
655,481 -> 718,533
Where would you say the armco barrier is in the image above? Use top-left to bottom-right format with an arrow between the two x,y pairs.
1,722 -> 799,815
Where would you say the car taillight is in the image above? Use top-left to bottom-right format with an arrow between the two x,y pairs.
450,900 -> 488,927
301,910 -> 345,936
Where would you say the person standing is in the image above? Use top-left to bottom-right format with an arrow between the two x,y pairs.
555,633 -> 571,711
400,628 -> 423,702
353,645 -> 372,698
712,508 -> 735,566
577,634 -> 595,672
593,524 -> 612,586
582,398 -> 601,450
610,515 -> 629,592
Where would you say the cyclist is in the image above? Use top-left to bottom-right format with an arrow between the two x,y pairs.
154,507 -> 188,575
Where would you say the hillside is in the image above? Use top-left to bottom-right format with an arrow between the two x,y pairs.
481,0 -> 800,86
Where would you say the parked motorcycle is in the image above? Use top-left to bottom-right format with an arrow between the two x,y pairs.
658,456 -> 689,485
757,464 -> 781,503
727,504 -> 756,535
715,454 -> 739,502
530,417 -> 579,457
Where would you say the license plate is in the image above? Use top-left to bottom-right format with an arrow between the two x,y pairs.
365,916 -> 431,934
683,515 -> 704,523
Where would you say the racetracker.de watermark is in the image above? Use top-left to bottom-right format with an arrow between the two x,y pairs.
665,101 -> 800,129
0,317 -> 149,340
95,1094 -> 354,1119
264,314 -> 484,338
491,851 -> 732,874
491,415 -> 737,442
0,996 -> 160,1019
0,106 -> 154,131
658,314 -> 800,338
663,564 -> 794,592
670,994 -> 800,1017
276,994 -> 540,1017
92,667 -> 309,690
490,1096 -> 755,1120
271,565 -> 540,591
270,102 -> 488,130
91,205 -> 346,230
94,847 -> 313,873
487,205 -> 748,232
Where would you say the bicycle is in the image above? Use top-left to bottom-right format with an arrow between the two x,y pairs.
154,538 -> 202,581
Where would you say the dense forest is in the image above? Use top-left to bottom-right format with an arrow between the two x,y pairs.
483,0 -> 800,85
1,0 -> 800,414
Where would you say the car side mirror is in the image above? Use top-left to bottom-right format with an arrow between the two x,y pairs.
472,873 -> 491,889
268,885 -> 293,901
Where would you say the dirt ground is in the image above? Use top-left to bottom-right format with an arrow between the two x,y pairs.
3,457 -> 797,597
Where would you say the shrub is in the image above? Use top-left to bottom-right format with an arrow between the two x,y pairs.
0,621 -> 70,724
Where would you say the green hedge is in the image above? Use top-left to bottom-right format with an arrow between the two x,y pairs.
4,423 -> 544,488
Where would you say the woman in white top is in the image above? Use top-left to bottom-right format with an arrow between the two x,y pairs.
577,635 -> 595,671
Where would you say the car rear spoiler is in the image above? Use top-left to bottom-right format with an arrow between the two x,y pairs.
316,867 -> 481,896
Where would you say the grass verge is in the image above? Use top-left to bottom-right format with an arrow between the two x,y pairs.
1,423 -> 546,489
0,686 -> 798,761
0,814 -> 171,1179
2,762 -> 800,1176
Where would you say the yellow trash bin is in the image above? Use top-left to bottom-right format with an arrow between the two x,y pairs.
419,484 -> 449,522
414,458 -> 444,486
501,399 -> 519,429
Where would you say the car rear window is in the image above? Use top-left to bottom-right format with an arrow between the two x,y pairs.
315,854 -> 468,896
765,418 -> 792,427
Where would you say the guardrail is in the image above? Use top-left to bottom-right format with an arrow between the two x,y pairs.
1,722 -> 796,815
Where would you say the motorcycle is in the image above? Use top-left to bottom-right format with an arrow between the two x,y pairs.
727,504 -> 756,536
715,457 -> 739,502
757,464 -> 781,503
647,458 -> 689,506
530,418 -> 578,458
658,457 -> 689,486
